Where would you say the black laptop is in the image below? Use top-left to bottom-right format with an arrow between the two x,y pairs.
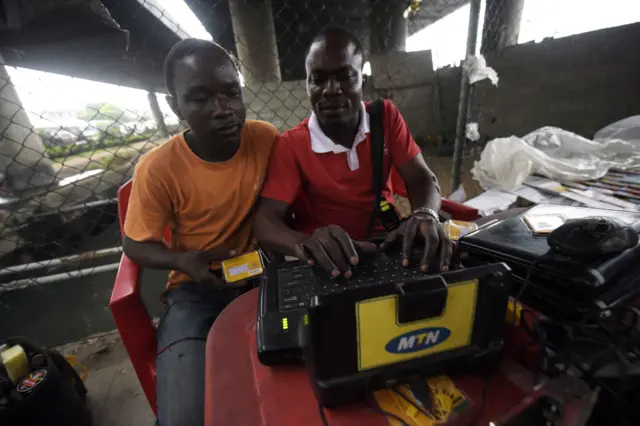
256,249 -> 433,365
458,204 -> 640,319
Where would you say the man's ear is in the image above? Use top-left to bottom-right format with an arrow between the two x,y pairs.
166,95 -> 182,120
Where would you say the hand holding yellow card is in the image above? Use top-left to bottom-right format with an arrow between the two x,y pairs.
221,251 -> 264,283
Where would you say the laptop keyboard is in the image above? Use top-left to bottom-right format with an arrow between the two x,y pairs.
277,253 -> 428,311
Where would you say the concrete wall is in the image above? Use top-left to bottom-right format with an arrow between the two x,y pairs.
370,50 -> 441,146
445,21 -> 640,140
244,21 -> 640,143
0,61 -> 56,194
434,66 -> 463,144
473,21 -> 640,139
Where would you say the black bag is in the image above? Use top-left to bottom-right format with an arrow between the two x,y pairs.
367,100 -> 402,238
366,99 -> 386,237
0,337 -> 91,426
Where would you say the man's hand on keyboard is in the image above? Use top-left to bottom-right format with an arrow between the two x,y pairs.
293,225 -> 377,279
380,213 -> 454,272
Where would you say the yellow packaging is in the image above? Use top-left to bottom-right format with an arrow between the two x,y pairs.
442,220 -> 478,241
221,251 -> 264,283
1,344 -> 30,384
373,375 -> 471,425
506,297 -> 523,325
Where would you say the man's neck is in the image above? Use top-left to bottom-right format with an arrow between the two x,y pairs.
184,130 -> 239,163
320,110 -> 361,149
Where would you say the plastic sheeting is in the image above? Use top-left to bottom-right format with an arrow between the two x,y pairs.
472,125 -> 640,191
594,115 -> 640,144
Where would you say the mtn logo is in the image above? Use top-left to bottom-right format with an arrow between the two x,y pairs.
385,327 -> 451,354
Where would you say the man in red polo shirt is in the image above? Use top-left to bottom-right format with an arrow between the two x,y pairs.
254,26 -> 453,277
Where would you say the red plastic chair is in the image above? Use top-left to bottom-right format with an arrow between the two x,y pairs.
109,179 -> 169,417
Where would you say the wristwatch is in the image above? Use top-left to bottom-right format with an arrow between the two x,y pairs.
411,207 -> 440,223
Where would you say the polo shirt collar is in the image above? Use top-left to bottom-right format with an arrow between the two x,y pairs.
308,102 -> 369,171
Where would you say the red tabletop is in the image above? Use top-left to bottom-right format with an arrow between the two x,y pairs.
205,289 -> 539,426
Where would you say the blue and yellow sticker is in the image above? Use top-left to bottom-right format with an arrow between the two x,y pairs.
355,280 -> 478,371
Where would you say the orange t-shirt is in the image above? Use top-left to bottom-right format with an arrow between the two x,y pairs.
123,120 -> 279,291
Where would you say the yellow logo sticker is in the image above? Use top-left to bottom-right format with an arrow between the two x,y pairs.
356,280 -> 478,371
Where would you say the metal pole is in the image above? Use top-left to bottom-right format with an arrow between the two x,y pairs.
228,0 -> 282,85
0,198 -> 119,239
0,263 -> 122,293
147,91 -> 169,138
481,0 -> 524,54
0,247 -> 123,277
451,0 -> 482,192
369,0 -> 408,54
30,198 -> 117,218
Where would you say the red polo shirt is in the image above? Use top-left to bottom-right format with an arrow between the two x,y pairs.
261,99 -> 421,240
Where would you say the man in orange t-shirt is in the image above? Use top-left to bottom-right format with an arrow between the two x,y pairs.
122,39 -> 278,426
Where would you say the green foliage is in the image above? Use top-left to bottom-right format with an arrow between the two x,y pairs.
85,154 -> 132,171
45,131 -> 156,159
76,103 -> 138,123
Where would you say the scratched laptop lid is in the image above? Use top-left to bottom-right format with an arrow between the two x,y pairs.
459,204 -> 640,290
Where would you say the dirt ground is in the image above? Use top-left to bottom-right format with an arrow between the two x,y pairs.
56,332 -> 156,426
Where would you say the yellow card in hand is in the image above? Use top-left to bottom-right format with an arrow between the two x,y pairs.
221,251 -> 264,283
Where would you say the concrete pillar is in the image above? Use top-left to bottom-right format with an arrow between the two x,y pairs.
228,0 -> 281,85
147,91 -> 169,138
369,0 -> 408,54
0,57 -> 56,194
480,0 -> 525,54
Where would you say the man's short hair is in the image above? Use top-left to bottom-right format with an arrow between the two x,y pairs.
306,25 -> 365,64
163,38 -> 239,97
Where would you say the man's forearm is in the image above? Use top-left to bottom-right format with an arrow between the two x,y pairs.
122,237 -> 186,271
406,167 -> 441,212
254,215 -> 308,258
398,155 -> 442,215
407,170 -> 441,213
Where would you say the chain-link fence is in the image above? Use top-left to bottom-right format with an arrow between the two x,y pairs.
0,0 -> 639,298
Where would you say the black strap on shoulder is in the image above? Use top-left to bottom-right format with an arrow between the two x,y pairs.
367,99 -> 385,238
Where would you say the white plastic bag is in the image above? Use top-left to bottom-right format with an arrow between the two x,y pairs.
466,123 -> 480,142
594,115 -> 640,144
471,126 -> 640,191
464,55 -> 499,86
471,136 -> 537,191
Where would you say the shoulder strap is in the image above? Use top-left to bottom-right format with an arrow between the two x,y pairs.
367,99 -> 385,237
